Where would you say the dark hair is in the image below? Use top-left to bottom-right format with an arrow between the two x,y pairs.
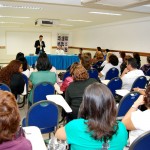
81,53 -> 92,70
144,85 -> 150,108
133,52 -> 141,63
147,56 -> 150,64
16,57 -> 28,71
97,47 -> 102,51
39,35 -> 43,38
16,52 -> 24,60
36,53 -> 52,71
127,58 -> 138,69
0,90 -> 20,144
109,54 -> 119,66
106,49 -> 110,53
79,83 -> 118,142
119,52 -> 126,61
0,60 -> 22,86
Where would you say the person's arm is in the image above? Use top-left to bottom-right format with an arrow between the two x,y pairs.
65,87 -> 71,105
55,127 -> 66,140
42,41 -> 45,48
99,72 -> 103,78
120,68 -> 129,78
133,88 -> 146,95
122,95 -> 145,130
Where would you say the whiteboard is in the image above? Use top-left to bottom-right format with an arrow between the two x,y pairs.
6,31 -> 52,55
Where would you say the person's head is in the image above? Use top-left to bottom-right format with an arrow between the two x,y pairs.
147,56 -> 150,64
133,52 -> 141,62
72,64 -> 89,81
106,52 -> 112,62
36,52 -> 52,71
0,90 -> 20,144
79,83 -> 117,141
96,47 -> 102,52
70,62 -> 80,75
124,55 -> 132,64
79,48 -> 83,54
144,85 -> 150,108
39,35 -> 43,41
16,52 -> 24,60
119,52 -> 126,60
95,51 -> 104,61
81,53 -> 92,70
127,58 -> 138,70
109,54 -> 119,66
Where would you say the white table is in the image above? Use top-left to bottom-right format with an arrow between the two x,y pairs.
101,80 -> 110,85
23,126 -> 47,150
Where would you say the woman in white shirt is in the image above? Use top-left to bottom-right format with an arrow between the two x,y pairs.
56,46 -> 64,55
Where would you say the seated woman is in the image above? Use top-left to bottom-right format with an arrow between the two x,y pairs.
99,54 -> 120,80
0,90 -> 32,150
81,53 -> 92,70
28,53 -> 57,103
65,64 -> 97,121
133,52 -> 141,69
140,56 -> 150,75
122,85 -> 150,145
0,60 -> 25,98
55,83 -> 128,149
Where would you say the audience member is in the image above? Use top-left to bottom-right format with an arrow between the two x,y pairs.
103,49 -> 110,60
121,58 -> 145,91
0,60 -> 25,98
99,54 -> 120,80
28,53 -> 57,103
140,56 -> 150,75
122,85 -> 150,144
65,64 -> 97,121
78,48 -> 83,60
133,52 -> 141,69
56,46 -> 64,55
119,51 -> 126,65
56,83 -> 128,149
81,53 -> 92,70
100,52 -> 112,68
0,90 -> 32,150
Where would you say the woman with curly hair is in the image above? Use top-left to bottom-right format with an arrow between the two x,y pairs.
55,83 -> 127,149
0,90 -> 32,150
0,60 -> 25,98
122,85 -> 150,145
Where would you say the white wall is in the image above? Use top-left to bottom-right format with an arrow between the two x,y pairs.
72,17 -> 150,53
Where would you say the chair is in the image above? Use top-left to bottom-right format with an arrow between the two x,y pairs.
146,68 -> 150,76
30,82 -> 55,105
63,71 -> 71,81
92,61 -> 103,72
107,77 -> 122,96
22,100 -> 59,134
88,69 -> 98,79
129,130 -> 150,150
105,67 -> 119,80
131,76 -> 147,91
117,92 -> 140,119
0,83 -> 11,92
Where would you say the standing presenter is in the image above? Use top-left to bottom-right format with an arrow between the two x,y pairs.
34,35 -> 45,55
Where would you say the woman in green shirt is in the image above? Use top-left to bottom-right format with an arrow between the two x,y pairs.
55,83 -> 128,150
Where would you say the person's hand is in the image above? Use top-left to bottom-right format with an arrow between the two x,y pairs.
133,95 -> 145,108
123,68 -> 129,74
37,45 -> 40,48
133,87 -> 141,92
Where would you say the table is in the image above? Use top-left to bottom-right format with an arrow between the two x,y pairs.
26,54 -> 79,70
24,126 -> 47,150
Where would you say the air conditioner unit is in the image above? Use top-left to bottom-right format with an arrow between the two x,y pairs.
81,0 -> 100,4
35,19 -> 59,26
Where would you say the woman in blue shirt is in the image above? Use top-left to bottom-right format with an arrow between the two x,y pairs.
55,83 -> 128,150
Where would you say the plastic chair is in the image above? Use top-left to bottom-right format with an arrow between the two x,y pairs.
0,83 -> 11,92
129,130 -> 150,150
63,71 -> 71,81
88,69 -> 98,79
22,100 -> 59,134
105,67 -> 119,80
92,61 -> 103,72
30,82 -> 55,105
146,68 -> 150,76
107,77 -> 122,96
117,92 -> 140,119
131,76 -> 147,91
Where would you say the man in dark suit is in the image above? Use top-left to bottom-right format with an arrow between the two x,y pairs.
34,35 -> 45,55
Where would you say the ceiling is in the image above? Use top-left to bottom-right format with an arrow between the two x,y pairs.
0,0 -> 150,29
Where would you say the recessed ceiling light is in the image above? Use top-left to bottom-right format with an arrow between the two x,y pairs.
0,15 -> 30,19
0,22 -> 24,24
66,19 -> 92,22
0,4 -> 42,10
89,12 -> 122,16
59,24 -> 73,26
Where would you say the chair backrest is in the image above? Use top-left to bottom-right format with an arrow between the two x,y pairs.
107,77 -> 122,96
117,92 -> 140,117
105,67 -> 119,80
0,83 -> 11,92
22,74 -> 28,93
26,100 -> 58,134
88,69 -> 98,79
32,82 -> 55,104
131,76 -> 147,91
146,68 -> 150,76
129,130 -> 150,150
63,71 -> 71,81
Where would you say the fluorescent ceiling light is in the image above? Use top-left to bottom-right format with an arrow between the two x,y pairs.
143,5 -> 150,7
59,24 -> 73,26
89,12 -> 122,16
0,4 -> 42,10
66,19 -> 92,22
0,22 -> 24,24
0,15 -> 30,19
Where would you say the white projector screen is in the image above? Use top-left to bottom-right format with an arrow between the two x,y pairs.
6,31 -> 52,55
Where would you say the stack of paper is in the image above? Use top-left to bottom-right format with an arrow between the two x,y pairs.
115,89 -> 130,97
